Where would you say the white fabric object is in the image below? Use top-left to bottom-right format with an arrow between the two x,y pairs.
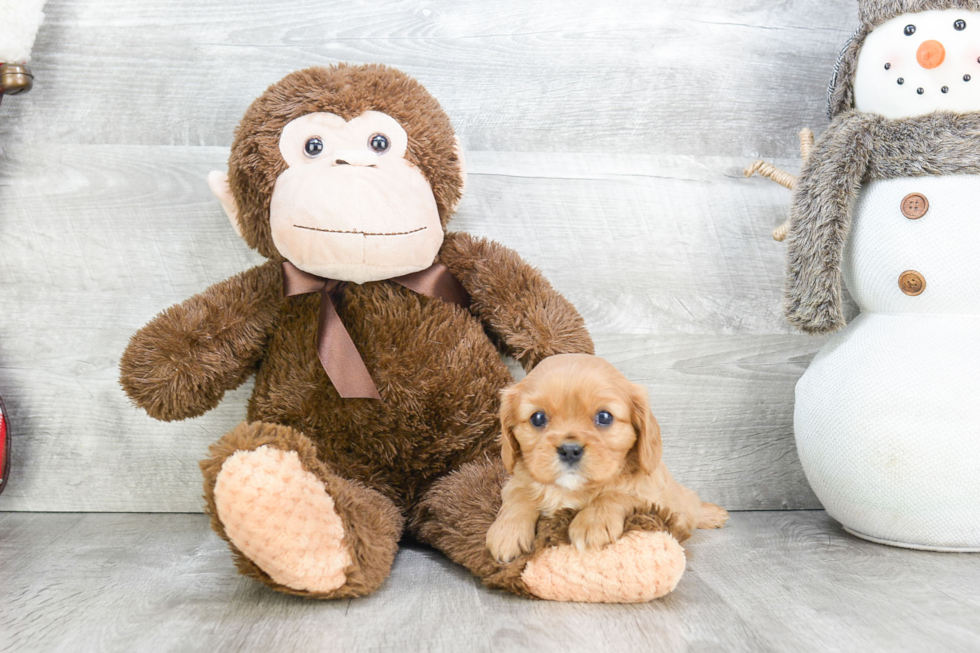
0,0 -> 46,63
854,9 -> 980,119
844,175 -> 980,313
795,176 -> 980,550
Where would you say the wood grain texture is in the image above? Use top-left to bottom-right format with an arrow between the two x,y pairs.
0,0 -> 857,156
0,0 -> 863,511
1,512 -> 978,653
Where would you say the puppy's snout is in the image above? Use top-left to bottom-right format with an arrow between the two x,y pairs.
557,442 -> 584,466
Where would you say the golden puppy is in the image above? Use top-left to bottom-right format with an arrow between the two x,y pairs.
487,354 -> 728,562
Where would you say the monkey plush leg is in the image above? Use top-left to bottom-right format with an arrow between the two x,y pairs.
412,458 -> 687,603
201,422 -> 404,598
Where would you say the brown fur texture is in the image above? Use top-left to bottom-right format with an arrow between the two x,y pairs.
227,64 -> 464,259
119,262 -> 283,421
201,421 -> 404,598
411,457 -> 688,599
785,111 -> 980,333
120,64 -> 636,599
828,1 -> 980,118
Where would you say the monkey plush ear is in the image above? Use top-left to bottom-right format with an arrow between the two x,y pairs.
450,136 -> 467,213
207,170 -> 243,238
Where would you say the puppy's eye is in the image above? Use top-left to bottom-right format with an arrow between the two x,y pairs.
955,19 -> 967,31
595,411 -> 613,427
904,24 -> 916,36
304,137 -> 324,158
369,133 -> 390,154
530,411 -> 548,428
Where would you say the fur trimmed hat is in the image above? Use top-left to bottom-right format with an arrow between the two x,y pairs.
828,0 -> 980,117
860,0 -> 980,26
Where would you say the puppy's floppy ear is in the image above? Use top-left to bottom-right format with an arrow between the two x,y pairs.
629,383 -> 662,474
499,384 -> 524,473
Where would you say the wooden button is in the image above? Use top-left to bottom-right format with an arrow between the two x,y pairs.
899,270 -> 926,296
901,193 -> 929,219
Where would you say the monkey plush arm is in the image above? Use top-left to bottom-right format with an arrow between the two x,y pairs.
438,232 -> 594,370
119,261 -> 283,421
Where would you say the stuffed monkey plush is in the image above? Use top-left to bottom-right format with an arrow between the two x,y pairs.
120,64 -> 688,602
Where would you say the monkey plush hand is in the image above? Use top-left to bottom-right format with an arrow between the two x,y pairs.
120,64 -> 687,602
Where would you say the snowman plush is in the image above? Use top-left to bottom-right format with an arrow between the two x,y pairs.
786,0 -> 980,550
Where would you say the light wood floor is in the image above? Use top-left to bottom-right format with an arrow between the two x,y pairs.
1,510 -> 978,653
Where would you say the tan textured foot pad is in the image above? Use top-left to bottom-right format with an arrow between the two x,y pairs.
213,446 -> 352,593
522,531 -> 686,603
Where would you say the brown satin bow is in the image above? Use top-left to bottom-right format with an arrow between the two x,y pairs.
282,261 -> 470,400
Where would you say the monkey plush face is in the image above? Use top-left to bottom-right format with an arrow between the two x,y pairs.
208,64 -> 466,284
270,110 -> 444,281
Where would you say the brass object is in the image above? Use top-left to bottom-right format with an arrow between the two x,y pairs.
0,63 -> 35,96
899,270 -> 927,297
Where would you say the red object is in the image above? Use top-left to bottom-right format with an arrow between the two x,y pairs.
0,395 -> 9,495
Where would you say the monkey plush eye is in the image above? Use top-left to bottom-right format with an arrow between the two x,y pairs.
530,411 -> 548,428
304,137 -> 324,158
904,24 -> 916,36
595,411 -> 613,427
369,133 -> 390,154
955,19 -> 967,31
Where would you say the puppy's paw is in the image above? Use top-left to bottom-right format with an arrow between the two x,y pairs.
487,515 -> 536,563
697,502 -> 729,529
569,507 -> 625,551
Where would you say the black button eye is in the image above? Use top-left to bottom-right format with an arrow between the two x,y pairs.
530,411 -> 547,428
955,19 -> 967,31
904,24 -> 917,36
304,137 -> 324,158
369,133 -> 390,154
595,411 -> 613,427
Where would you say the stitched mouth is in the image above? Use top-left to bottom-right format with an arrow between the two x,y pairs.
293,225 -> 427,237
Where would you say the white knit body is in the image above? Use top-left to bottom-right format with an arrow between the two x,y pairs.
795,174 -> 980,550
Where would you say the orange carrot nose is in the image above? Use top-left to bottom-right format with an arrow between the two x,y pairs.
917,40 -> 946,69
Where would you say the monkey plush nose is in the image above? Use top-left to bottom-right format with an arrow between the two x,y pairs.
917,40 -> 946,69
557,442 -> 584,466
332,149 -> 379,167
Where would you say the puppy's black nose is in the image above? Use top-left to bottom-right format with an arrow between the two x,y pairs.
557,442 -> 584,465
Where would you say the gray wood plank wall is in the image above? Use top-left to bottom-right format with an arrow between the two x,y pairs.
0,0 -> 859,512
